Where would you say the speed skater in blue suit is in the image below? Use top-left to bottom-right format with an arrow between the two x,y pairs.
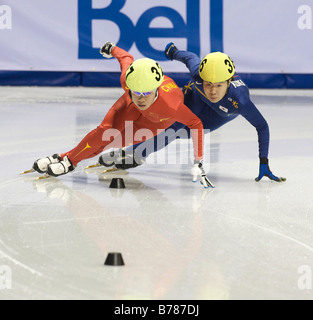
97,43 -> 286,185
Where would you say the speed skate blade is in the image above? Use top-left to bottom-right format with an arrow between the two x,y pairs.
84,165 -> 128,175
20,169 -> 35,175
35,174 -> 51,180
102,168 -> 129,175
84,163 -> 101,169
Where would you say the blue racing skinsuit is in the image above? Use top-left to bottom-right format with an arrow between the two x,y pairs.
131,50 -> 269,159
125,48 -> 285,182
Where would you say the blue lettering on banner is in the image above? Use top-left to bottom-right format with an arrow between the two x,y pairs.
210,0 -> 223,52
78,0 -> 200,60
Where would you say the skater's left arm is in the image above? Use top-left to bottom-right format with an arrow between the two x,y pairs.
161,81 -> 204,161
164,43 -> 201,81
170,99 -> 214,188
240,98 -> 286,182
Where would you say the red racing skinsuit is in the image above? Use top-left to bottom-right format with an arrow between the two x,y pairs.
61,46 -> 204,166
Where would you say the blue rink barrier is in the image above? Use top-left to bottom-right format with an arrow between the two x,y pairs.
0,71 -> 313,89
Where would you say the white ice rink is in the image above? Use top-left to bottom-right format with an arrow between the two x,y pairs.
0,86 -> 313,300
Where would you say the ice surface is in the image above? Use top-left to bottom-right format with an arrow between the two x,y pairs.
0,87 -> 312,300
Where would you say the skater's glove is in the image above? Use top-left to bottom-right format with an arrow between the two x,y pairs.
99,41 -> 116,58
255,158 -> 286,182
192,160 -> 215,188
164,42 -> 177,60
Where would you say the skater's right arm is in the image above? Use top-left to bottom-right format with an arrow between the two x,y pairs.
164,42 -> 201,81
111,46 -> 134,91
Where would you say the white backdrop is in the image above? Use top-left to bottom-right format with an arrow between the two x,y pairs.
224,0 -> 313,73
0,0 -> 312,73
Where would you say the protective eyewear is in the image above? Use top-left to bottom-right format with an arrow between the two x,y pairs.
131,90 -> 156,97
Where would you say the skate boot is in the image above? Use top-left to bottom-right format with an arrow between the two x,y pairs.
47,156 -> 75,177
115,150 -> 145,170
98,150 -> 119,167
98,149 -> 145,170
33,154 -> 61,173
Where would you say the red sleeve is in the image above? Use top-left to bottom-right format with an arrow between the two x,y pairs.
111,46 -> 134,91
172,102 -> 204,161
161,87 -> 204,161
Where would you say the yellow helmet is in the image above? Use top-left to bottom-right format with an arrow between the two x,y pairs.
199,52 -> 235,83
125,58 -> 164,92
